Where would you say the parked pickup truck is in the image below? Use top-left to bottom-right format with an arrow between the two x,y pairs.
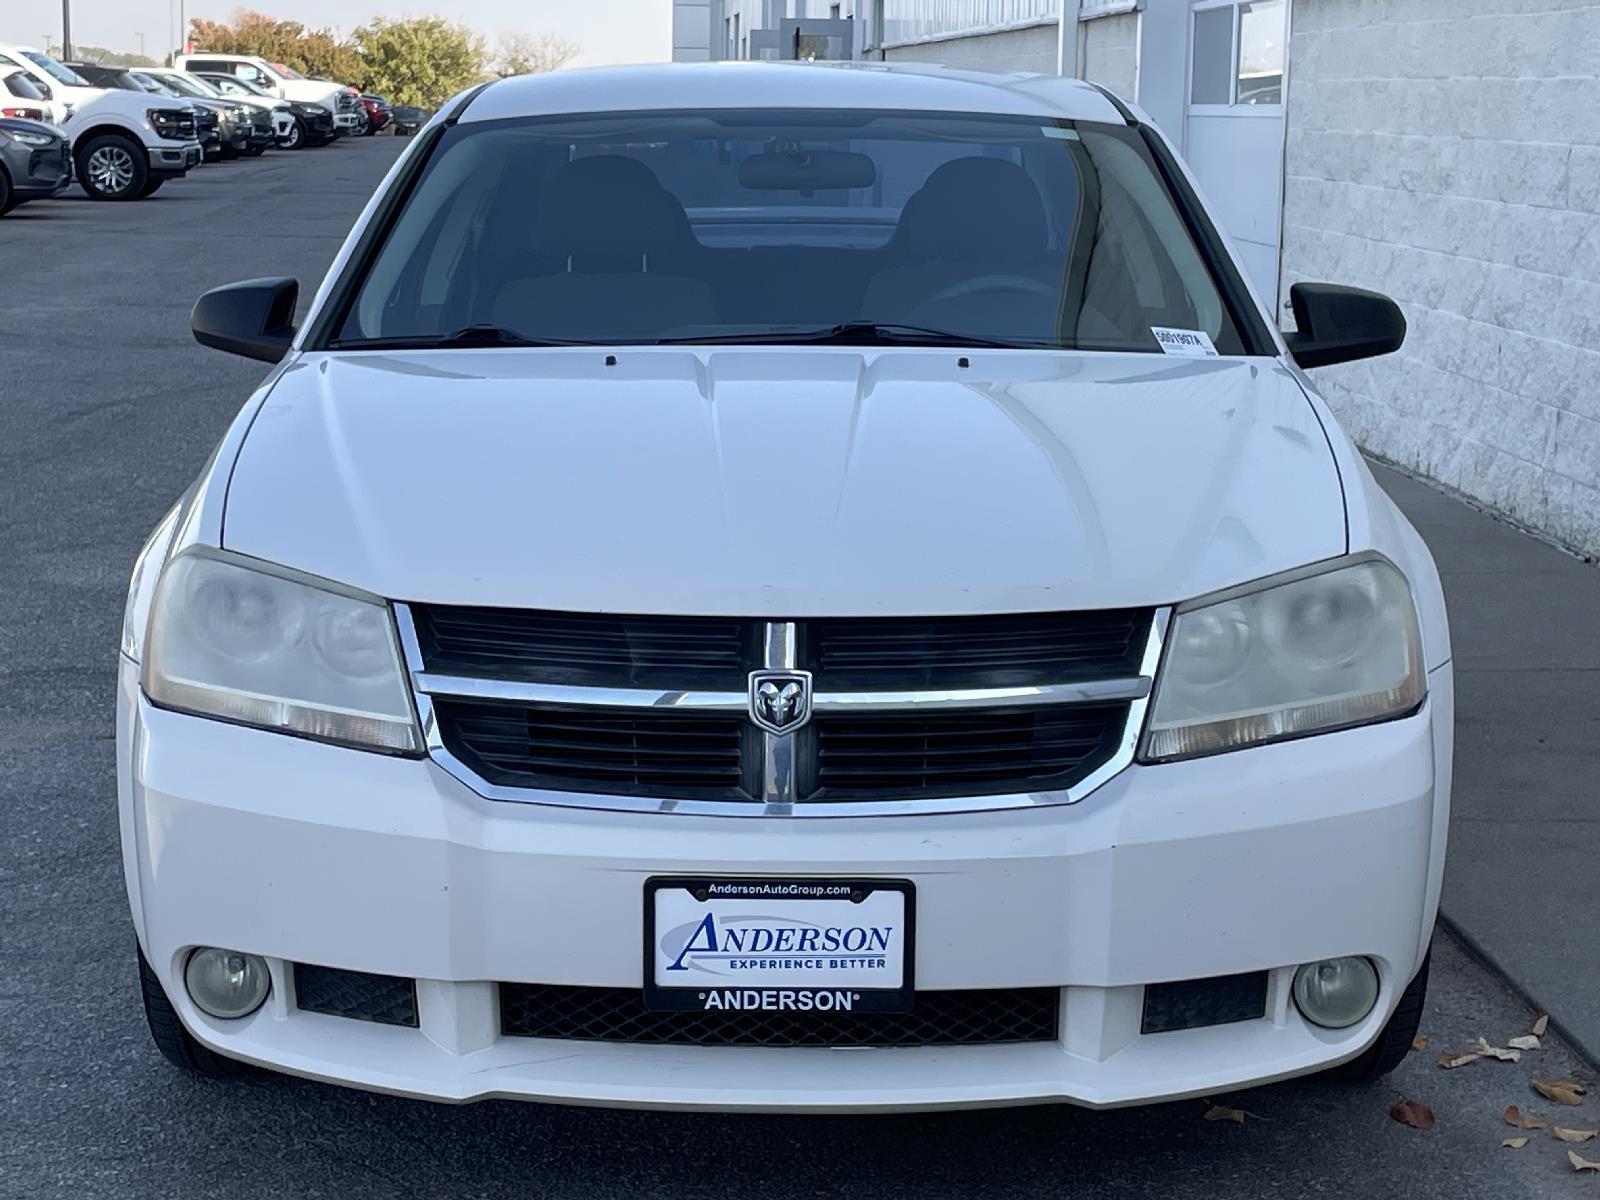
59,88 -> 202,199
174,54 -> 359,135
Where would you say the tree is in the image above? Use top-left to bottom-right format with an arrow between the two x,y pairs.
492,31 -> 579,78
188,9 -> 361,82
351,16 -> 485,108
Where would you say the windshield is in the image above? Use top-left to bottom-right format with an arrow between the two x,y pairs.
22,50 -> 90,87
209,75 -> 270,97
335,108 -> 1256,354
132,73 -> 183,98
156,72 -> 218,98
274,63 -> 303,78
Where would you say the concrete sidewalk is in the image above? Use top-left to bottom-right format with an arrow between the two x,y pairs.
1374,463 -> 1600,1064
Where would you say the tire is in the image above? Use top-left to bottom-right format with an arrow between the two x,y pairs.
277,117 -> 305,151
137,944 -> 248,1079
0,166 -> 12,215
77,133 -> 148,201
353,111 -> 370,137
138,177 -> 164,198
1325,951 -> 1430,1082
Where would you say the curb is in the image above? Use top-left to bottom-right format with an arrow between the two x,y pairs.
1437,910 -> 1600,1072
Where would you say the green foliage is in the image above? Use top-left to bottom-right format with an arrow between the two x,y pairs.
188,9 -> 518,106
350,17 -> 485,109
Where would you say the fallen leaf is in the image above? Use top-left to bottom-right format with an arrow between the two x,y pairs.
1390,1098 -> 1436,1130
1508,1035 -> 1541,1052
1504,1105 -> 1547,1130
1570,1150 -> 1600,1173
1411,1035 -> 1430,1052
1202,1104 -> 1246,1124
1533,1014 -> 1550,1037
1535,1078 -> 1589,1107
1476,1037 -> 1522,1063
1554,1128 -> 1599,1144
1501,1136 -> 1529,1149
1439,1050 -> 1483,1069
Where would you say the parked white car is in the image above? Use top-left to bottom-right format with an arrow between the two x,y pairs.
121,63 -> 1451,1112
173,53 -> 358,134
0,44 -> 103,124
183,70 -> 296,142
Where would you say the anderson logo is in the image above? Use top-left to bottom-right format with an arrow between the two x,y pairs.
661,912 -> 895,976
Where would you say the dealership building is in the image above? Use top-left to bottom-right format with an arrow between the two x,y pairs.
670,0 -> 1600,558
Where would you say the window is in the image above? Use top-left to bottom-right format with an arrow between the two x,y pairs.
1237,1 -> 1285,105
331,108 -> 1257,356
20,49 -> 90,87
1190,1 -> 1285,107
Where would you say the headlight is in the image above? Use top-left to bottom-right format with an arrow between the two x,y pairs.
147,108 -> 183,137
2,127 -> 53,146
143,550 -> 422,754
1140,555 -> 1425,762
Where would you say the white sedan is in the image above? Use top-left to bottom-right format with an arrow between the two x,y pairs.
118,61 -> 1450,1112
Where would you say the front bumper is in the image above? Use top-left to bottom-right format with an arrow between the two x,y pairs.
147,142 -> 201,178
10,141 -> 73,197
119,658 -> 1451,1112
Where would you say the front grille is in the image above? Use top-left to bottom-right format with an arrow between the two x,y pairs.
412,605 -> 1154,808
810,610 -> 1149,689
810,704 -> 1128,800
499,984 -> 1059,1047
435,698 -> 754,799
412,604 -> 752,688
294,963 -> 418,1027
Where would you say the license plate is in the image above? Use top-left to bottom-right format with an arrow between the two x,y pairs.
644,877 -> 914,1013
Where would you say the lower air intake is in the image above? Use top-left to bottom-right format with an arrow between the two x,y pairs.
499,984 -> 1060,1047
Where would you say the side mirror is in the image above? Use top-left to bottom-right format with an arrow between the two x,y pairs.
192,277 -> 299,363
1282,283 -> 1405,369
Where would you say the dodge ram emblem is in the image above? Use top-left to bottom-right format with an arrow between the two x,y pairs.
748,670 -> 813,734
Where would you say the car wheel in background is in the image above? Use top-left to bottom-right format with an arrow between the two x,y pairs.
137,944 -> 248,1079
353,110 -> 370,136
277,117 -> 305,150
0,167 -> 12,215
77,133 -> 148,201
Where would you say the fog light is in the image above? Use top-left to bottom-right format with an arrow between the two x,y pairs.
185,948 -> 270,1019
1293,957 -> 1379,1029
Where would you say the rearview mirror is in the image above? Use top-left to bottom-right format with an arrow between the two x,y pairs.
192,277 -> 298,363
739,150 -> 876,192
1283,283 -> 1405,369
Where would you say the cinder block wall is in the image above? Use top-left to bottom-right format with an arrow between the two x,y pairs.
1281,0 -> 1600,557
882,23 -> 1059,73
1081,13 -> 1139,101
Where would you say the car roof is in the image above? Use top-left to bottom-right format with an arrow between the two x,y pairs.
462,61 -> 1126,125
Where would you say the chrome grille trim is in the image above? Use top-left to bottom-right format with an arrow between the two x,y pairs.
411,672 -> 1150,713
395,604 -> 1168,819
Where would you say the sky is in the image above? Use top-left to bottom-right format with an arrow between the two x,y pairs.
4,0 -> 669,66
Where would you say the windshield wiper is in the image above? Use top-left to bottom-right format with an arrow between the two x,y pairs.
330,325 -> 598,350
660,322 -> 1032,349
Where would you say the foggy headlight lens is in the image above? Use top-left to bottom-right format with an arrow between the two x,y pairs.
1141,557 -> 1425,762
143,551 -> 421,753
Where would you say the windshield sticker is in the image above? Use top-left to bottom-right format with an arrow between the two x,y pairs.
1151,327 -> 1219,357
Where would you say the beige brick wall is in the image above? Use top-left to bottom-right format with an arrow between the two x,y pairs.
1281,0 -> 1600,556
882,23 -> 1060,73
1081,13 -> 1139,102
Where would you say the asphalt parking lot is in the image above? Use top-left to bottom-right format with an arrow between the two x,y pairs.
2,137 -> 1596,1199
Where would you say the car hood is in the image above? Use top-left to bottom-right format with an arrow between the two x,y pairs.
222,349 -> 1346,615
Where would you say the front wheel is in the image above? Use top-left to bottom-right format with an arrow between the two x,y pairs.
1325,951 -> 1429,1082
138,177 -> 164,198
276,117 -> 305,151
137,944 -> 248,1079
77,133 -> 148,201
0,167 -> 12,215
